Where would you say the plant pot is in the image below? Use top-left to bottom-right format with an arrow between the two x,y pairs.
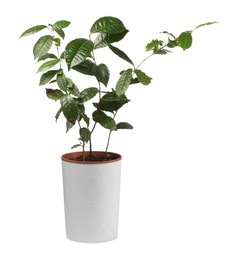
61,151 -> 122,243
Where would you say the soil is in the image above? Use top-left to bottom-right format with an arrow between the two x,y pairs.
74,154 -> 118,162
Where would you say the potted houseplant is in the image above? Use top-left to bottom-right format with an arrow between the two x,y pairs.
20,16 -> 216,243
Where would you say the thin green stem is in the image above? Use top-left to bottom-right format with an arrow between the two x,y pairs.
88,38 -> 103,155
135,53 -> 154,70
51,28 -> 62,69
98,81 -> 102,99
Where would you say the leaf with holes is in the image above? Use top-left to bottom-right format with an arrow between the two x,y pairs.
65,38 -> 94,69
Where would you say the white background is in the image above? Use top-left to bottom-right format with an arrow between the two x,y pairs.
0,0 -> 237,259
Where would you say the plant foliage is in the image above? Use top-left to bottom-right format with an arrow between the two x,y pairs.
20,17 -> 216,159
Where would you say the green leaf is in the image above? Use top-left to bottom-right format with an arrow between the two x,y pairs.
78,104 -> 90,126
60,96 -> 78,124
160,31 -> 176,39
39,70 -> 59,85
37,59 -> 60,73
178,32 -> 193,50
52,20 -> 70,30
55,107 -> 63,121
65,38 -> 94,69
117,122 -> 133,129
90,16 -> 126,34
115,69 -> 133,96
80,87 -> 98,102
154,49 -> 170,55
146,39 -> 163,51
60,51 -> 65,59
57,73 -> 68,91
92,110 -> 117,130
73,61 -> 110,86
72,59 -> 95,75
55,29 -> 65,39
108,45 -> 134,65
53,38 -> 61,47
33,35 -> 54,59
66,121 -> 74,132
71,143 -> 82,149
195,21 -> 218,30
46,89 -> 65,100
37,53 -> 58,62
94,30 -> 128,49
20,25 -> 47,38
130,77 -> 140,85
95,92 -> 129,113
93,64 -> 110,86
80,128 -> 91,143
67,79 -> 80,97
167,38 -> 178,48
134,69 -> 152,85
49,80 -> 57,84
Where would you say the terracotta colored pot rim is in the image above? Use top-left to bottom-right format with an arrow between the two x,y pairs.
61,151 -> 122,164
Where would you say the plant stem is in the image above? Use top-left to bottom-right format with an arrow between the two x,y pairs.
89,121 -> 97,156
105,53 -> 155,152
136,53 -> 154,70
89,139 -> 93,157
105,111 -> 117,152
105,130 -> 113,153
88,40 -> 101,156
98,81 -> 102,99
82,142 -> 85,161
91,121 -> 97,134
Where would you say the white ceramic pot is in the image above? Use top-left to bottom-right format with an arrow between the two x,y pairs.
61,151 -> 122,243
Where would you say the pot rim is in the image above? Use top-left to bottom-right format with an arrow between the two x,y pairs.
61,151 -> 122,164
